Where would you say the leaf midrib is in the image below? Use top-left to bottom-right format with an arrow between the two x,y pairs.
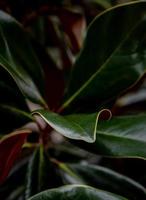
36,112 -> 93,142
62,3 -> 146,109
67,119 -> 92,141
97,130 -> 146,143
0,54 -> 45,104
0,54 -> 31,85
0,25 -> 28,82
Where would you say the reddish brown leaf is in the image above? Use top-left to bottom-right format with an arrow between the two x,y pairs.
0,129 -> 31,184
59,9 -> 86,53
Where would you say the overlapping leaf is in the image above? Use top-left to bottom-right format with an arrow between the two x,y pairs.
33,109 -> 146,159
32,109 -> 110,143
0,68 -> 32,133
59,162 -> 146,199
28,185 -> 127,200
77,114 -> 146,158
0,11 -> 46,106
63,1 -> 146,112
25,146 -> 62,199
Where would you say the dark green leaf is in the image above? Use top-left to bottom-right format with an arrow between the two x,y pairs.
49,143 -> 91,162
63,1 -> 146,112
25,146 -> 62,199
25,146 -> 48,199
0,11 -> 46,106
0,104 -> 33,134
59,162 -> 146,199
28,185 -> 127,200
7,186 -> 24,200
32,109 -> 110,143
76,114 -> 146,159
0,68 -> 32,133
33,110 -> 146,159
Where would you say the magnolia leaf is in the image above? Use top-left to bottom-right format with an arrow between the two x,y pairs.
59,163 -> 146,199
32,109 -> 111,143
28,185 -> 127,200
33,109 -> 146,159
0,130 -> 31,184
76,114 -> 146,159
0,69 -> 33,133
0,11 -> 46,106
25,146 -> 62,199
63,1 -> 146,112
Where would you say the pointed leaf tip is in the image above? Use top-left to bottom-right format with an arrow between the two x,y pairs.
32,109 -> 111,143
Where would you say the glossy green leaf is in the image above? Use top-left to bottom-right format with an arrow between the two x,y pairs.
25,146 -> 62,199
25,146 -> 47,199
28,185 -> 127,200
76,114 -> 146,159
63,1 -> 146,112
34,110 -> 146,158
0,68 -> 32,133
0,11 -> 46,106
59,162 -> 146,199
32,109 -> 110,143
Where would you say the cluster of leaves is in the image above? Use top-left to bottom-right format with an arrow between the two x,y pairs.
1,0 -> 146,200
